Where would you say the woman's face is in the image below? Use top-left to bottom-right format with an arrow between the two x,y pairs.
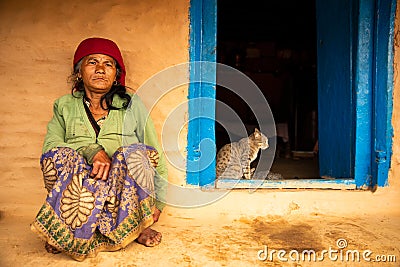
79,54 -> 117,94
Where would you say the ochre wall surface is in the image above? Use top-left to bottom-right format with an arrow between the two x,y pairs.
389,0 -> 400,188
0,0 -> 190,189
0,0 -> 399,216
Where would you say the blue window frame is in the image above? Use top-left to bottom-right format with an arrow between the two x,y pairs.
186,0 -> 217,186
187,0 -> 396,188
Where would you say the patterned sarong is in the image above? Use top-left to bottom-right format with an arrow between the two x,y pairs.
31,144 -> 159,261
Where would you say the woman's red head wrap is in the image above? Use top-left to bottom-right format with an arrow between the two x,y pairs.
73,37 -> 126,86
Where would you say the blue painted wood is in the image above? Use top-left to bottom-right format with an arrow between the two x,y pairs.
354,0 -> 374,187
216,178 -> 356,190
187,0 -> 395,190
187,0 -> 201,185
316,0 -> 354,178
371,0 -> 396,186
187,0 -> 217,186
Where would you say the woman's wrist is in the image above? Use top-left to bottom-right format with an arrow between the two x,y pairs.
79,143 -> 105,164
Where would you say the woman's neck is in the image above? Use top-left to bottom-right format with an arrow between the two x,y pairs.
84,90 -> 107,110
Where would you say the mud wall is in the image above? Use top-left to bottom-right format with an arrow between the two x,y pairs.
389,0 -> 400,188
0,0 -> 399,217
0,0 -> 190,191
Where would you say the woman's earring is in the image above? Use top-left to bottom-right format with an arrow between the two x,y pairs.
76,76 -> 82,82
114,80 -> 119,86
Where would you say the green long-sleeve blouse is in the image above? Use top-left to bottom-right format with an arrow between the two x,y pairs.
42,91 -> 168,211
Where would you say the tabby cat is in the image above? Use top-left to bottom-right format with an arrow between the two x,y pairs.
216,128 -> 269,179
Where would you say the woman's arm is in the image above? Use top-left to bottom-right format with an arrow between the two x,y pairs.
42,98 -> 103,164
131,95 -> 168,212
42,100 -> 71,153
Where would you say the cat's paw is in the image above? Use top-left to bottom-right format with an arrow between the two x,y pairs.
243,174 -> 252,180
267,172 -> 283,180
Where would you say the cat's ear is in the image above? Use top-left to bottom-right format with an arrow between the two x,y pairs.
254,128 -> 260,137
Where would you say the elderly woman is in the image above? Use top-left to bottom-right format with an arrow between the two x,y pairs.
31,37 -> 168,261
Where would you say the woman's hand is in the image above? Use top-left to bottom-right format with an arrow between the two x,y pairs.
90,150 -> 111,180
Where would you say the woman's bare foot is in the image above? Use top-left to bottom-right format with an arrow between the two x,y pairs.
136,227 -> 162,247
45,242 -> 61,254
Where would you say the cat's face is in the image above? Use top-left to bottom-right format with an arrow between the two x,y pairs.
254,129 -> 269,150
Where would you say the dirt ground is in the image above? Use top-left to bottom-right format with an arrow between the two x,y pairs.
1,175 -> 400,267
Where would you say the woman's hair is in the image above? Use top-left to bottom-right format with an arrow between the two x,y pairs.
70,58 -> 131,110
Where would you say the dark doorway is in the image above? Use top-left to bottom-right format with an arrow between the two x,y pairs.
216,0 -> 319,179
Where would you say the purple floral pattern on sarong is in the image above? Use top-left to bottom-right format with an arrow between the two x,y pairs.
31,144 -> 159,261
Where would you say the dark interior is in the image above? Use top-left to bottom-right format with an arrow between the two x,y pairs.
216,0 -> 319,179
